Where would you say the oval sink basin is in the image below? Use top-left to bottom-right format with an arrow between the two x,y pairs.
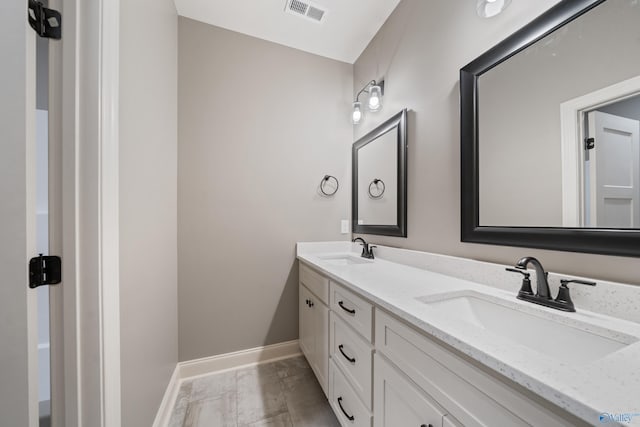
416,291 -> 637,364
318,254 -> 373,266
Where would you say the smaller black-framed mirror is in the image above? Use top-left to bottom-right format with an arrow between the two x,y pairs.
352,109 -> 408,237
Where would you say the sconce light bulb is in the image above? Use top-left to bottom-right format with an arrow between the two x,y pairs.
368,85 -> 382,111
369,96 -> 380,109
352,101 -> 363,124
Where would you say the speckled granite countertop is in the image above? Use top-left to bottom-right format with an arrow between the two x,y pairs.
297,242 -> 640,427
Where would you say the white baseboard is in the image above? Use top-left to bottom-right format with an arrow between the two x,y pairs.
153,340 -> 301,427
179,339 -> 301,379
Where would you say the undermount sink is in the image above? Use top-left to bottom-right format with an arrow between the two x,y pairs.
417,291 -> 637,364
318,254 -> 373,266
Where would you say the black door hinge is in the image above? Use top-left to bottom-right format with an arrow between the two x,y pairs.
28,0 -> 62,40
585,137 -> 595,150
29,254 -> 62,289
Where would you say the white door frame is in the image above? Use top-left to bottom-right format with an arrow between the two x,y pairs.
48,0 -> 121,425
560,75 -> 640,226
0,2 -> 38,425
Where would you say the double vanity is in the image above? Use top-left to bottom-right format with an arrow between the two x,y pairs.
297,242 -> 640,427
317,1 -> 640,425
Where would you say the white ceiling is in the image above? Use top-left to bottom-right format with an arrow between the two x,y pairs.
174,0 -> 402,63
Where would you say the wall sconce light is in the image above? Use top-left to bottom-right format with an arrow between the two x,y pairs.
477,0 -> 511,18
352,79 -> 384,124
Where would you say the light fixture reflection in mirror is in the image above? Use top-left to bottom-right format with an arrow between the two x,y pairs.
477,0 -> 511,18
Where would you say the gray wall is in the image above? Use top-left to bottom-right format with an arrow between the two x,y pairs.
599,94 -> 640,121
354,0 -> 640,286
119,0 -> 178,425
478,0 -> 640,226
178,18 -> 353,361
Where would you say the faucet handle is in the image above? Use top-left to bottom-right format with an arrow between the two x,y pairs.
505,268 -> 533,296
555,278 -> 596,312
368,245 -> 376,259
506,267 -> 530,278
560,278 -> 596,288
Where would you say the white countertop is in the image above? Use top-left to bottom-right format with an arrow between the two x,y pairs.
297,242 -> 640,426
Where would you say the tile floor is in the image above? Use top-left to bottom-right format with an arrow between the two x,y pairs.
168,355 -> 340,427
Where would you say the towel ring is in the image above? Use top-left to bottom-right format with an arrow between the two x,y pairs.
320,175 -> 339,196
368,178 -> 385,199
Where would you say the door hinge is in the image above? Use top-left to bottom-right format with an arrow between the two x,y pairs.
29,254 -> 62,289
585,137 -> 595,150
28,0 -> 62,40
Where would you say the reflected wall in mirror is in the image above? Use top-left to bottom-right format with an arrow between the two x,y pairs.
461,0 -> 640,257
353,109 -> 407,237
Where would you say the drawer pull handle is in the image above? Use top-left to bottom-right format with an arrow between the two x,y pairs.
338,300 -> 356,314
338,344 -> 356,364
420,425 -> 433,427
337,397 -> 354,421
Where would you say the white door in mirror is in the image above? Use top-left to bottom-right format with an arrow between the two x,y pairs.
587,111 -> 640,227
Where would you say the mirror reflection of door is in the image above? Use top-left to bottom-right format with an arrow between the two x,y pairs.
585,105 -> 640,228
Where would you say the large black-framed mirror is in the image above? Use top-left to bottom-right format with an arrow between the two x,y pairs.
353,109 -> 408,237
461,0 -> 640,257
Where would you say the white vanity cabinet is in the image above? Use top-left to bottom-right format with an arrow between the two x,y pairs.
299,264 -> 330,395
374,309 -> 579,427
298,260 -> 581,427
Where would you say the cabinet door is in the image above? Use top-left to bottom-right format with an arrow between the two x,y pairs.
374,354 -> 446,427
299,284 -> 315,362
300,283 -> 329,395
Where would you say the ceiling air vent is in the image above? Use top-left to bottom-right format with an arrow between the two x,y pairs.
306,6 -> 325,22
289,0 -> 308,15
285,0 -> 327,23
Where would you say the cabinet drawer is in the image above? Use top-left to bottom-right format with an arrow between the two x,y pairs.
330,282 -> 373,342
300,262 -> 329,304
329,360 -> 372,427
375,309 -> 574,427
330,312 -> 373,410
373,354 -> 447,427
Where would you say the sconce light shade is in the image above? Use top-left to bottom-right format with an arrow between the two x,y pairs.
477,0 -> 511,18
368,85 -> 382,111
352,101 -> 363,124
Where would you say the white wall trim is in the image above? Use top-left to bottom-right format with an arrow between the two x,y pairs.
98,0 -> 121,424
560,75 -> 640,226
179,339 -> 301,379
152,340 -> 301,427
